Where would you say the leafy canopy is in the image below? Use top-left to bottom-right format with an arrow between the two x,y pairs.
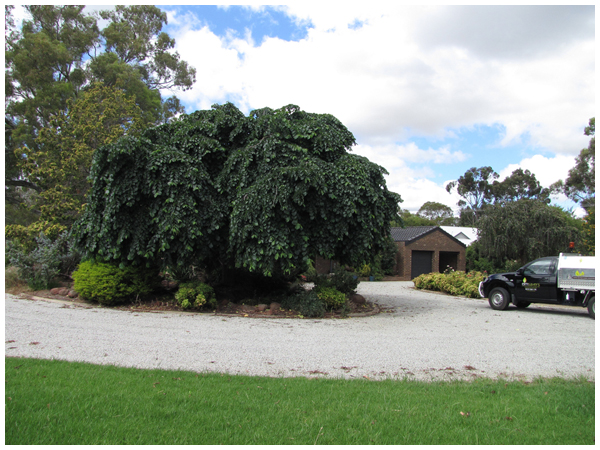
73,103 -> 402,278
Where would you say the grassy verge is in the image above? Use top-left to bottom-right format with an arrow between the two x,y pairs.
5,357 -> 594,445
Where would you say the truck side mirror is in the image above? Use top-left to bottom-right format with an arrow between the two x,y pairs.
516,268 -> 524,276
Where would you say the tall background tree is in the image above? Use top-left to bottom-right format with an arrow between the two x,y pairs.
445,166 -> 498,226
552,117 -> 595,254
416,201 -> 456,226
5,5 -> 196,230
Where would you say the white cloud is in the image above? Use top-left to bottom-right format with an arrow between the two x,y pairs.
165,5 -> 593,155
352,143 -> 465,213
497,154 -> 576,189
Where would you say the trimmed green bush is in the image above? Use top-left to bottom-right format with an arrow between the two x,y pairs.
174,281 -> 216,309
413,271 -> 486,298
316,286 -> 347,309
73,260 -> 158,305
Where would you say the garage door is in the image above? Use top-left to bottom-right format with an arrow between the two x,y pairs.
411,251 -> 433,279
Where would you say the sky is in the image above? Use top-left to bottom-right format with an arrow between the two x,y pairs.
12,4 -> 596,217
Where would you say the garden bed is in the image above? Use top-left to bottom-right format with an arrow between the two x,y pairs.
15,287 -> 379,319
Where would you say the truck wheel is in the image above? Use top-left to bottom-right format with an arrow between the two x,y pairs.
489,287 -> 510,310
588,296 -> 595,320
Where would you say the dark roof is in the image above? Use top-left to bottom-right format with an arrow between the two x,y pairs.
390,226 -> 466,247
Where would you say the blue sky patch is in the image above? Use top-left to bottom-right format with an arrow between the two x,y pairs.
160,5 -> 312,44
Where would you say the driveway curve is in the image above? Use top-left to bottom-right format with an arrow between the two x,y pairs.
4,282 -> 595,381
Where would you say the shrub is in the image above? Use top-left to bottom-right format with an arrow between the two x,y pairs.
313,266 -> 359,295
6,231 -> 78,290
316,286 -> 347,310
281,289 -> 326,318
174,281 -> 216,309
357,263 -> 371,277
413,271 -> 486,298
73,260 -> 158,305
5,266 -> 26,290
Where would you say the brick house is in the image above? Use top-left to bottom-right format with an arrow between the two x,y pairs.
314,225 -> 468,280
391,226 -> 466,280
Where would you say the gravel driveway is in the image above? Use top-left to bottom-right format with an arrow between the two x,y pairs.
4,282 -> 595,381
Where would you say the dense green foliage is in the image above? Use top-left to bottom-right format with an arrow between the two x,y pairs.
413,271 -> 486,298
6,358 -> 595,445
73,103 -> 401,281
281,289 -> 327,318
174,281 -> 216,309
478,199 -> 581,265
466,241 -> 522,274
72,260 -> 158,305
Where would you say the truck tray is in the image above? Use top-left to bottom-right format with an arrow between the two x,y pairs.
557,254 -> 595,290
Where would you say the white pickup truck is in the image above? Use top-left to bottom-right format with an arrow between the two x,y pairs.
478,253 -> 595,319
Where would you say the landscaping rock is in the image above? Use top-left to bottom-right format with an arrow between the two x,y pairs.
58,288 -> 69,296
67,290 -> 78,298
239,304 -> 255,313
257,304 -> 268,312
50,288 -> 62,295
269,302 -> 281,313
350,294 -> 366,305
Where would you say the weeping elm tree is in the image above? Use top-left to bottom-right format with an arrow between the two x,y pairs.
73,103 -> 402,282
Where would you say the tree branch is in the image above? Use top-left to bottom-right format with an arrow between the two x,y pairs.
5,179 -> 43,192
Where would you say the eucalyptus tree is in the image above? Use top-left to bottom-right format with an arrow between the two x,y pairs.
5,5 -> 196,226
73,104 -> 402,283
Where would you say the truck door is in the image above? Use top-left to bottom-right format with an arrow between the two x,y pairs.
514,258 -> 558,302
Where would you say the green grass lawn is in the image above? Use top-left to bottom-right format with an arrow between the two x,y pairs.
5,357 -> 594,445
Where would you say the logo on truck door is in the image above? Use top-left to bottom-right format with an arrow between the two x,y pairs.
522,277 -> 540,291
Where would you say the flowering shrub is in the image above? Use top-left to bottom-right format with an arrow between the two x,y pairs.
413,271 -> 486,298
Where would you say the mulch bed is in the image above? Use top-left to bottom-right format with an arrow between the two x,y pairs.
16,288 -> 378,319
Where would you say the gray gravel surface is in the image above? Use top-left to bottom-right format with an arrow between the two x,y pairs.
4,282 -> 595,381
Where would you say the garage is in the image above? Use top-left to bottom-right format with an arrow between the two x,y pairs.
411,250 -> 433,279
391,226 -> 467,280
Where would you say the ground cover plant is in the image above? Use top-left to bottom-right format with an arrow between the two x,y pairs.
413,270 -> 486,298
5,357 -> 594,445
